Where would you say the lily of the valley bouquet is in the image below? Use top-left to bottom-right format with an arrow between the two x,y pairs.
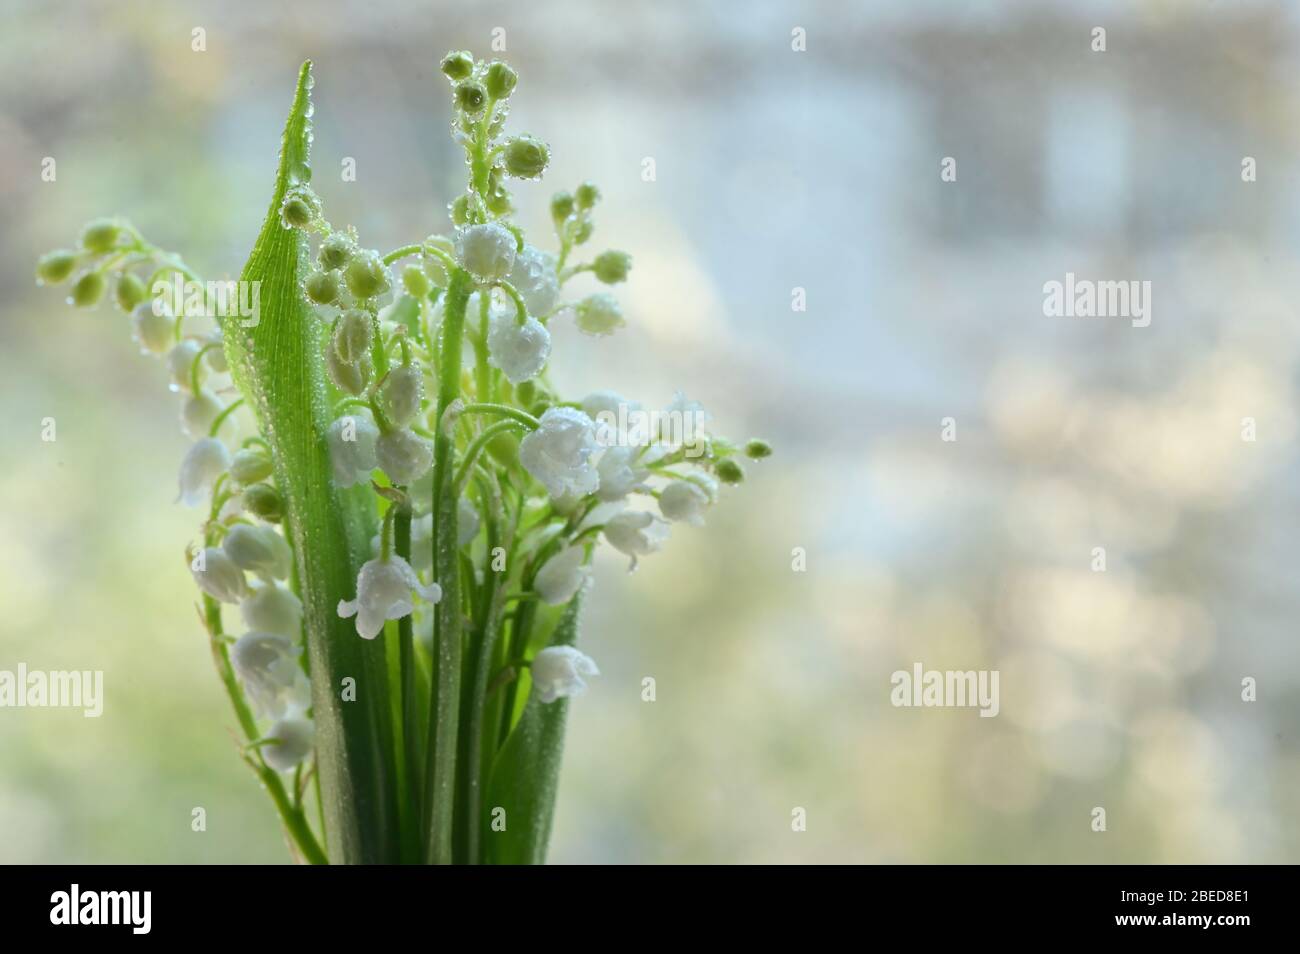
36,54 -> 770,864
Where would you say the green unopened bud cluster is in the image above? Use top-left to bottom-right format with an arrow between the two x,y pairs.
438,50 -> 553,222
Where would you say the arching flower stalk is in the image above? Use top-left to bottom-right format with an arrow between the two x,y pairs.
36,53 -> 770,865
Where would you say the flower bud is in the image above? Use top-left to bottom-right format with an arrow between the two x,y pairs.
263,716 -> 314,772
381,363 -> 425,426
531,646 -> 599,703
440,50 -> 474,81
506,246 -> 559,317
344,250 -> 391,300
334,309 -> 373,365
550,192 -> 575,223
603,510 -> 670,569
224,524 -> 292,581
592,250 -> 631,284
519,407 -> 600,498
113,271 -> 146,311
36,250 -> 78,285
396,265 -> 428,300
376,428 -> 434,485
574,292 -> 625,336
455,81 -> 488,115
455,223 -> 517,281
484,61 -> 518,99
328,413 -> 380,487
279,190 -> 318,230
304,269 -> 340,305
715,458 -> 745,484
182,389 -> 225,439
319,232 -> 354,270
571,218 -> 594,245
744,439 -> 773,460
486,188 -> 514,217
230,448 -> 274,484
191,545 -> 247,603
488,314 -> 551,384
70,271 -> 105,308
230,632 -> 308,718
240,582 -> 303,637
575,182 -> 600,210
502,135 -> 549,180
450,195 -> 472,227
535,546 -> 591,606
177,437 -> 231,507
659,477 -> 716,527
132,303 -> 173,355
166,340 -> 206,393
243,482 -> 284,522
80,218 -> 121,253
327,348 -> 371,396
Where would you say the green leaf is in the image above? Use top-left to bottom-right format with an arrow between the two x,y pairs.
484,595 -> 583,865
221,62 -> 400,863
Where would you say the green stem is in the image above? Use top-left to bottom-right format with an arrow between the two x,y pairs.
457,474 -> 510,863
393,503 -> 423,852
424,266 -> 472,863
208,398 -> 244,438
382,244 -> 423,266
453,420 -> 526,496
456,402 -> 540,430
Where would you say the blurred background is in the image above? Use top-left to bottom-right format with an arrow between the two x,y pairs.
2,0 -> 1299,863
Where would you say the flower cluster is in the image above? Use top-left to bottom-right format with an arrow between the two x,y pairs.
37,52 -> 771,864
37,221 -> 317,780
283,52 -> 773,707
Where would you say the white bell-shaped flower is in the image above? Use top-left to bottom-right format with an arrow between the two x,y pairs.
603,510 -> 670,570
191,546 -> 248,603
582,389 -> 639,446
507,244 -> 560,317
658,477 -> 717,527
376,428 -> 434,485
595,446 -> 649,502
534,546 -> 591,605
487,314 -> 551,384
381,363 -> 424,427
338,555 -> 442,640
519,407 -> 600,498
181,389 -> 225,439
574,292 -> 625,336
455,222 -> 516,281
132,303 -> 173,355
240,582 -> 304,637
531,646 -> 600,704
177,437 -> 231,506
262,716 -> 315,772
166,339 -> 205,393
659,390 -> 711,448
223,523 -> 292,580
327,414 -> 380,487
230,632 -> 310,719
